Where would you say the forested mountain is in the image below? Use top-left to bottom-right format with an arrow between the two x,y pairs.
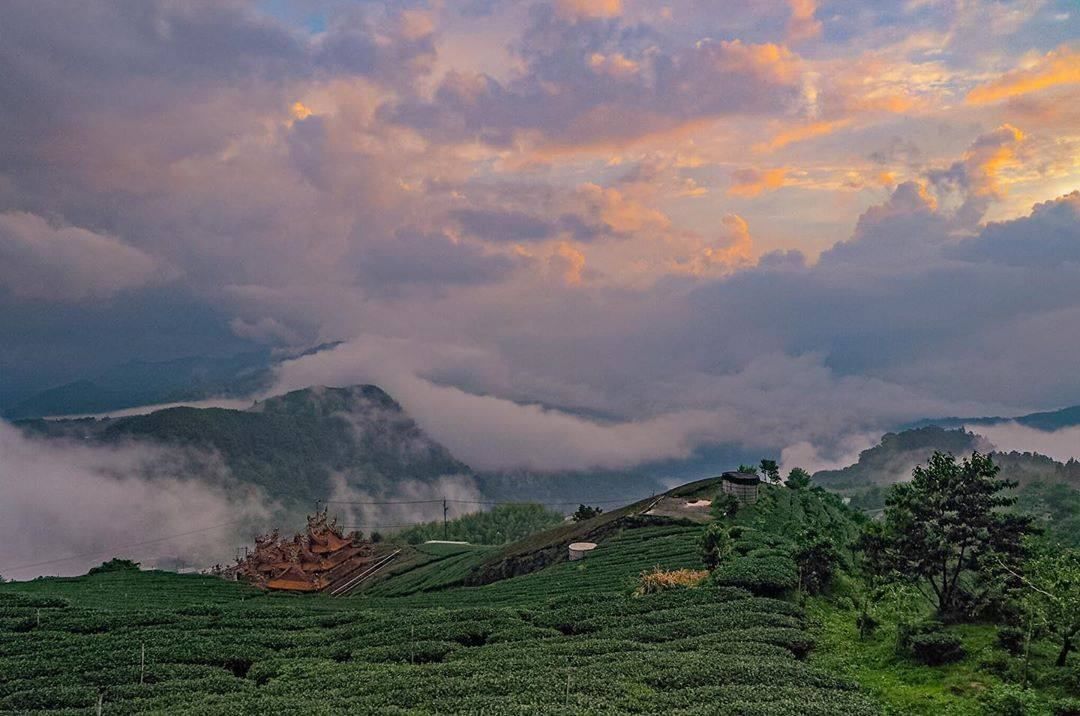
813,427 -> 990,490
17,386 -> 470,505
815,425 -> 1080,546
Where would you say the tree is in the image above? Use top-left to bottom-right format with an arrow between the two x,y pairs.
699,523 -> 733,570
785,467 -> 812,489
860,451 -> 1033,620
759,459 -> 780,484
736,464 -> 759,475
793,527 -> 839,594
1021,548 -> 1080,667
572,504 -> 603,522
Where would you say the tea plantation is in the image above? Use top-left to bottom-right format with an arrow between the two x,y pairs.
0,524 -> 882,713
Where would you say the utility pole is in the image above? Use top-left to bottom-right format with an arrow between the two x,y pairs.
443,499 -> 448,540
140,643 -> 145,685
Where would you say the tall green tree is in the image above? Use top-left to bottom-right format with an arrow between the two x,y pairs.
785,467 -> 812,489
860,451 -> 1032,620
793,527 -> 839,594
1022,548 -> 1080,666
759,459 -> 780,483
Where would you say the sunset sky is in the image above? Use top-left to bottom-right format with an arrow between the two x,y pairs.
1,0 -> 1079,471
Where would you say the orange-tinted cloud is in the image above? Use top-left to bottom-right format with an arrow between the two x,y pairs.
555,0 -> 623,20
756,118 -> 852,152
966,124 -> 1026,197
967,46 -> 1080,105
549,241 -> 586,284
673,214 -> 755,276
728,167 -> 789,197
588,52 -> 640,79
787,0 -> 822,42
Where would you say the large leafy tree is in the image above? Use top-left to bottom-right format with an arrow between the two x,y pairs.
860,451 -> 1032,620
1022,548 -> 1080,666
759,459 -> 780,483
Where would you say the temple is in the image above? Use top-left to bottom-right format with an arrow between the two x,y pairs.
230,511 -> 398,595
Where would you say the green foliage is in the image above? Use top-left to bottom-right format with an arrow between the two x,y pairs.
1021,547 -> 1080,667
997,626 -> 1027,656
712,552 -> 799,596
394,503 -> 564,545
907,631 -> 966,666
572,504 -> 604,522
786,467 -> 813,489
978,683 -> 1044,715
760,459 -> 780,483
793,528 -> 840,595
1015,482 -> 1080,549
860,451 -> 1034,620
86,559 -> 140,575
698,523 -> 733,570
712,492 -> 741,518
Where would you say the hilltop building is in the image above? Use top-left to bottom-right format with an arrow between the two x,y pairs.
720,470 -> 761,505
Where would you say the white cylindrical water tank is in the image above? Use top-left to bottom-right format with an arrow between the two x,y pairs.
568,542 -> 597,561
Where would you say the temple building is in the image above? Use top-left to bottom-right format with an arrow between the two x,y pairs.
231,511 -> 392,594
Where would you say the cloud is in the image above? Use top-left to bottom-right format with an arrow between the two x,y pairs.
967,422 -> 1080,464
728,167 -> 788,197
554,0 -> 623,21
966,45 -> 1080,105
356,229 -> 520,291
0,212 -> 163,301
786,0 -> 822,42
389,11 -> 804,150
0,421 -> 271,579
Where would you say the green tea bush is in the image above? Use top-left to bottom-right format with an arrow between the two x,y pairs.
712,554 -> 799,596
908,631 -> 966,666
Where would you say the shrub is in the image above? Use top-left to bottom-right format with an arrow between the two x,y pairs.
979,684 -> 1042,716
634,567 -> 709,596
699,524 -> 733,570
997,626 -> 1026,656
712,493 -> 741,518
712,555 -> 798,596
1051,697 -> 1080,716
908,632 -> 965,666
855,610 -> 878,640
87,558 -> 140,575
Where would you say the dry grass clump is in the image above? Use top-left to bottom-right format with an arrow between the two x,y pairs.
633,566 -> 709,596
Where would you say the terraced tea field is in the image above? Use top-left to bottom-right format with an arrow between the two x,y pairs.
0,493 -> 881,714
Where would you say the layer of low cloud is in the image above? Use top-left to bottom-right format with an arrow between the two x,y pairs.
966,422 -> 1080,464
0,422 -> 271,580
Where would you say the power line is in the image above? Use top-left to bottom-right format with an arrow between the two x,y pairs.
0,519 -> 251,575
325,497 -> 638,507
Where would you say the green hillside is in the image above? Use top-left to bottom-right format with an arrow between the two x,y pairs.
3,471 -> 1077,714
0,481 -> 882,715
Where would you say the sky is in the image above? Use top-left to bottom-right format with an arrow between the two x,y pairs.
1,0 -> 1079,472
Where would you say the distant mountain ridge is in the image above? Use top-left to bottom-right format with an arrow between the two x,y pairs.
910,404 -> 1080,432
